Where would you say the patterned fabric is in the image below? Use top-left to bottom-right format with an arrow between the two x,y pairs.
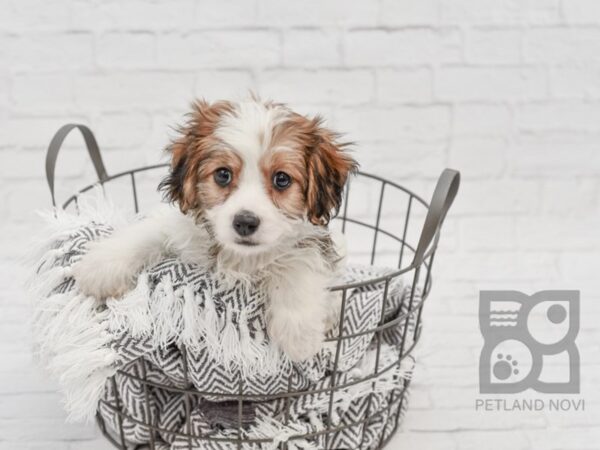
31,219 -> 419,449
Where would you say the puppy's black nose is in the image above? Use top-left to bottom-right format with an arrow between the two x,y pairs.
233,211 -> 260,237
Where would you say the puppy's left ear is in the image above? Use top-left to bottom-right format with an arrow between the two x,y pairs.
306,121 -> 358,225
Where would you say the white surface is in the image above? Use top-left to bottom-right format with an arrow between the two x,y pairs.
1,0 -> 600,448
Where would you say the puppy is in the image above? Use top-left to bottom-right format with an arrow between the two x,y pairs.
73,98 -> 358,362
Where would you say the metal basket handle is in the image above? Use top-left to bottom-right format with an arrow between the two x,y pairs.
412,168 -> 460,266
46,124 -> 108,207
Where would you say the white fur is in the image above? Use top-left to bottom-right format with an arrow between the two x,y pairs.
210,101 -> 295,254
74,100 -> 344,362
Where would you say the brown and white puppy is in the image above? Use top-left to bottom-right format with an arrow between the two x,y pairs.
73,98 -> 357,362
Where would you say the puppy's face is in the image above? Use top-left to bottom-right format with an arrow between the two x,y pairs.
160,99 -> 357,254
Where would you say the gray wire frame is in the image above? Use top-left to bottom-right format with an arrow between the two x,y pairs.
45,124 -> 460,450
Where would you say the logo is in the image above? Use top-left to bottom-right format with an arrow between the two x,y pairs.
479,290 -> 580,394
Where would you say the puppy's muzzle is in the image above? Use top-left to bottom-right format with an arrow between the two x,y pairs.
233,210 -> 260,237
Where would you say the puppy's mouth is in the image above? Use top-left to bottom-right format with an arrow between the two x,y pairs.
234,239 -> 259,247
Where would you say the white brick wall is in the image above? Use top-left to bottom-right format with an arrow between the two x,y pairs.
1,0 -> 599,448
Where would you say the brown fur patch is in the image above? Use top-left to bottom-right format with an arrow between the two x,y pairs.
159,100 -> 234,213
196,149 -> 243,209
306,124 -> 358,225
272,113 -> 358,225
260,148 -> 307,218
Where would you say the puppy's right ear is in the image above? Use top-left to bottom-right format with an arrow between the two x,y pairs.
159,99 -> 233,213
159,136 -> 197,213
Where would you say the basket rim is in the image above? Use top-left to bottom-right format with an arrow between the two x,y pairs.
60,166 -> 436,292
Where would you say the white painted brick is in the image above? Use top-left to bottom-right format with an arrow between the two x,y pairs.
0,418 -> 97,441
453,104 -> 513,136
3,1 -> 600,447
511,132 -> 600,177
417,366 -> 478,388
0,443 -> 69,450
440,0 -> 561,25
0,362 -> 59,395
335,105 -> 451,142
256,105 -> 337,126
193,0 -> 258,27
94,112 -> 153,149
448,136 -> 506,178
563,0 -> 600,24
376,68 -> 434,104
452,179 -> 539,215
432,280 -> 480,305
443,251 -> 560,282
524,28 -> 600,64
157,31 -> 280,69
355,140 -> 447,180
96,32 -> 155,69
404,408 -> 546,431
6,184 -> 59,222
461,217 -> 516,250
419,347 -> 476,367
540,179 -> 598,215
68,439 -> 112,450
436,67 -> 547,101
454,431 -> 530,450
194,71 -> 255,101
282,30 -> 341,67
391,431 -> 457,450
517,102 -> 600,132
11,74 -> 74,112
0,116 -> 89,149
6,33 -> 94,72
259,70 -> 373,105
0,150 -> 65,180
425,326 -> 482,348
345,29 -> 462,67
546,407 -> 600,428
0,393 -> 66,419
466,29 -> 522,65
75,73 -> 194,110
143,112 -> 188,156
559,252 -> 600,285
0,225 -> 38,261
0,305 -> 29,325
0,0 -> 70,31
71,0 -> 195,30
424,316 -> 480,337
379,0 -> 440,26
256,0 -> 378,27
0,76 -> 8,109
98,149 -> 149,176
407,387 -> 433,409
428,386 -> 479,409
525,427 -> 600,450
550,67 -> 600,99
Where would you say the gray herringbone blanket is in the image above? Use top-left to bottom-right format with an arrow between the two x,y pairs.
29,204 -> 416,449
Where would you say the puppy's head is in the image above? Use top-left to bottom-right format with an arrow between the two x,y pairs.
160,99 -> 357,254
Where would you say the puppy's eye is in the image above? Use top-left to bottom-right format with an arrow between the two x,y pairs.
273,171 -> 291,190
214,168 -> 232,187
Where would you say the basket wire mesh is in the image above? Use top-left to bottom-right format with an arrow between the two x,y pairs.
45,124 -> 459,450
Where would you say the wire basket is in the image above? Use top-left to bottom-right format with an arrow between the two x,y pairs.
45,124 -> 460,450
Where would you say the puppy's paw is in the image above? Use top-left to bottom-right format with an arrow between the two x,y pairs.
72,241 -> 135,299
278,331 -> 324,363
325,291 -> 343,332
268,315 -> 324,363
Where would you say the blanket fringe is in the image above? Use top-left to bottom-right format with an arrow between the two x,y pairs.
108,273 -> 285,377
31,289 -> 118,422
27,192 -> 410,432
